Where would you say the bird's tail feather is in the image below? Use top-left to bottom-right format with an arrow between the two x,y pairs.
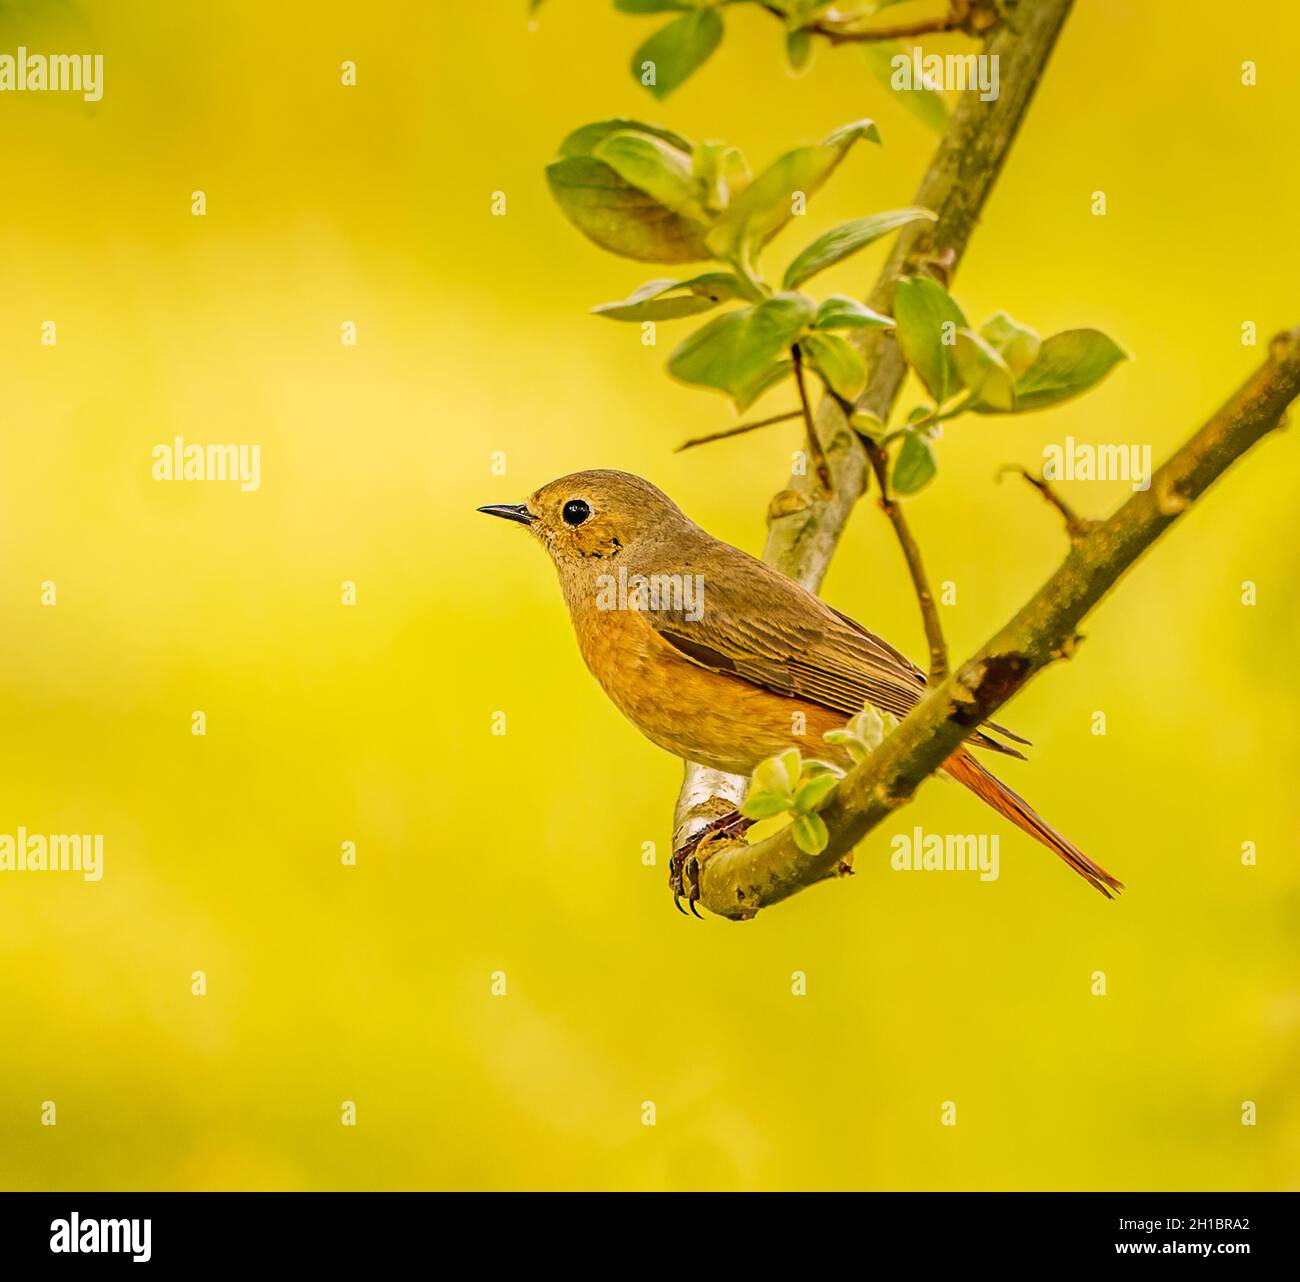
944,749 -> 1124,899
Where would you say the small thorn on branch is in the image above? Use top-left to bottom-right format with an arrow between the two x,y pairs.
999,465 -> 1100,543
919,246 -> 958,288
675,410 -> 802,454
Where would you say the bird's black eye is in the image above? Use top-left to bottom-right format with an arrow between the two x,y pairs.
562,498 -> 591,527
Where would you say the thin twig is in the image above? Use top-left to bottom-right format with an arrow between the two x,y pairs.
759,1 -> 966,44
864,436 -> 949,683
998,464 -> 1099,543
790,344 -> 833,493
675,409 -> 802,453
817,16 -> 963,43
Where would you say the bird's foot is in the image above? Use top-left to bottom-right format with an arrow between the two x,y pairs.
669,809 -> 755,918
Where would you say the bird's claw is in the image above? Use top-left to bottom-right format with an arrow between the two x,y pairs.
669,851 -> 703,917
668,839 -> 700,914
668,810 -> 754,919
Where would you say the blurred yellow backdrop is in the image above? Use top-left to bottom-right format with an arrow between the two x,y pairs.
1,0 -> 1297,1190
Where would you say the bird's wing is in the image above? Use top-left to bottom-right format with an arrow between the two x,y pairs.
641,544 -> 1027,756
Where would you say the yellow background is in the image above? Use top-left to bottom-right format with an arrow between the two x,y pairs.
2,0 -> 1297,1190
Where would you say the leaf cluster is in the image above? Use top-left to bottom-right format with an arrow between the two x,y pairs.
739,705 -> 891,854
548,116 -> 933,410
861,277 -> 1128,494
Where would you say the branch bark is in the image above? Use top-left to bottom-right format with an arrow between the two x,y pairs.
690,329 -> 1300,918
674,0 -> 1077,854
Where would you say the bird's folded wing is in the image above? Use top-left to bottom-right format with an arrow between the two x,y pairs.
644,548 -> 1027,756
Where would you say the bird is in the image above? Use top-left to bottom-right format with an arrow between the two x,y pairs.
479,469 -> 1123,912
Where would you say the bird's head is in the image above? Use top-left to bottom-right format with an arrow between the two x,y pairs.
478,470 -> 695,582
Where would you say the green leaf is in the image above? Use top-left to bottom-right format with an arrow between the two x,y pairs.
778,747 -> 804,789
737,358 -> 796,411
791,812 -> 830,855
631,9 -> 724,100
785,29 -> 814,73
753,754 -> 795,796
954,328 -> 1016,412
545,155 -> 711,263
847,705 -> 887,751
801,332 -> 867,401
861,41 -> 950,134
591,273 -> 751,322
891,428 -> 937,495
822,727 -> 867,765
740,791 -> 795,821
849,409 -> 887,439
557,118 -> 694,160
1010,329 -> 1128,412
668,292 -> 815,407
811,295 -> 894,332
813,295 -> 894,331
693,141 -> 751,212
782,208 -> 936,290
615,0 -> 691,12
592,131 -> 710,223
892,275 -> 967,404
705,119 -> 880,272
821,118 -> 883,149
799,758 -> 846,779
793,773 -> 838,813
979,311 -> 1041,377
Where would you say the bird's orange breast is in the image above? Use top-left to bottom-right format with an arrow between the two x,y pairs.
568,600 -> 846,775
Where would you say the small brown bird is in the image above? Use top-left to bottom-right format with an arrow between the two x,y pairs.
480,469 -> 1122,907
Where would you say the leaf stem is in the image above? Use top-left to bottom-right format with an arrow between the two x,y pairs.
863,436 -> 949,684
790,344 -> 833,493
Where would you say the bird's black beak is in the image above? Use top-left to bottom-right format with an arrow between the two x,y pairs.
477,502 -> 535,527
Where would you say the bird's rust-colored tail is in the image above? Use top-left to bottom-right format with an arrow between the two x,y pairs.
944,749 -> 1124,898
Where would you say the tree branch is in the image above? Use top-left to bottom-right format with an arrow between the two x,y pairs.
692,329 -> 1300,919
674,0 -> 1077,853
